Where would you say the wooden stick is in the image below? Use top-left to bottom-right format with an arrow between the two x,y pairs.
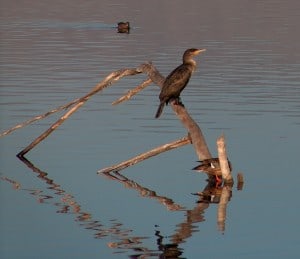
0,98 -> 80,137
112,78 -> 152,105
217,135 -> 233,183
141,63 -> 212,161
97,136 -> 191,174
237,172 -> 244,190
173,104 -> 212,160
99,63 -> 212,173
17,100 -> 86,157
17,68 -> 142,157
1,68 -> 142,138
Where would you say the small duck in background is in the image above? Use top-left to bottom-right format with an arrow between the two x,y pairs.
117,22 -> 130,33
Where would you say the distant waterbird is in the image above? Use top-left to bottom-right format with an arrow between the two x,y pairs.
117,22 -> 130,33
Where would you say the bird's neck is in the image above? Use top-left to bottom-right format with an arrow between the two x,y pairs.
184,59 -> 197,72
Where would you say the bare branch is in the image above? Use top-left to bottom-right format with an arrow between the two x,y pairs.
17,68 -> 143,157
1,68 -> 142,138
97,136 -> 191,174
112,78 -> 152,105
0,98 -> 79,137
172,104 -> 212,160
217,135 -> 233,183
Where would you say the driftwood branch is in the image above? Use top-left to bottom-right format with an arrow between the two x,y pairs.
217,135 -> 233,183
0,98 -> 80,137
98,136 -> 191,174
16,68 -> 143,157
113,62 -> 212,162
6,60 -> 233,183
112,78 -> 152,105
17,100 -> 86,157
1,68 -> 142,138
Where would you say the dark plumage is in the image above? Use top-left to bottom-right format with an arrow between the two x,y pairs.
155,48 -> 206,118
117,22 -> 130,33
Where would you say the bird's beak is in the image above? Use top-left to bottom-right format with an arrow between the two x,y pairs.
197,49 -> 206,54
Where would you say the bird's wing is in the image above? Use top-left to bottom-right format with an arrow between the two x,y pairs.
160,65 -> 192,100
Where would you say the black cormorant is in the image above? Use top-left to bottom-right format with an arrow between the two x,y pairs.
155,48 -> 206,118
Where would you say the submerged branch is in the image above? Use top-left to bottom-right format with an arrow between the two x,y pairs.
98,136 -> 191,174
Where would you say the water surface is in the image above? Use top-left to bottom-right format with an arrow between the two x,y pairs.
1,0 -> 300,258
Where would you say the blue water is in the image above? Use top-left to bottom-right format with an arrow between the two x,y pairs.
1,0 -> 300,258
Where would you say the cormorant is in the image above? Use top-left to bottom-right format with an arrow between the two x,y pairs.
155,48 -> 206,118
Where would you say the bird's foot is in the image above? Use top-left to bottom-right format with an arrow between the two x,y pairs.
215,175 -> 223,185
173,97 -> 184,107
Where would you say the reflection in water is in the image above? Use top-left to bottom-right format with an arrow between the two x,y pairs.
102,171 -> 184,211
0,156 -> 239,257
100,170 -> 237,250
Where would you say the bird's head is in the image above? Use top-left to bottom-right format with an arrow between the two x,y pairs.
183,48 -> 206,65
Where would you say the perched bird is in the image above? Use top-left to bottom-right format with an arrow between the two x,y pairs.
117,22 -> 130,33
155,48 -> 206,118
193,158 -> 232,184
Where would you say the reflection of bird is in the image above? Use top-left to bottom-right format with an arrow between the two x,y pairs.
193,158 -> 232,184
117,22 -> 130,33
155,48 -> 206,118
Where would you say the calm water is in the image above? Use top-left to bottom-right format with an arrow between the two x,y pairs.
1,0 -> 300,258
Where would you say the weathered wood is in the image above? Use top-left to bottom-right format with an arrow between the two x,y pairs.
98,136 -> 191,174
1,68 -> 142,138
128,62 -> 212,161
237,172 -> 244,190
173,104 -> 212,160
112,78 -> 152,105
17,100 -> 86,157
16,68 -> 142,157
217,135 -> 233,183
0,98 -> 80,137
12,60 -> 213,170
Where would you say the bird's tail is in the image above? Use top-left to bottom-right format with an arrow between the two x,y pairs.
155,102 -> 165,118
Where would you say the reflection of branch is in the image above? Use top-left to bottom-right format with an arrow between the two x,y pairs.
170,202 -> 208,244
101,171 -> 184,211
217,185 -> 232,232
14,156 -> 151,254
98,136 -> 191,174
1,176 -> 21,189
192,181 -> 233,233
